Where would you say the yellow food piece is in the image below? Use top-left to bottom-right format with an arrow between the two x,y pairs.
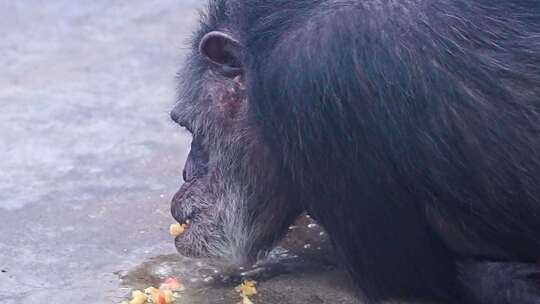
235,280 -> 257,297
244,280 -> 256,288
163,289 -> 174,303
124,279 -> 180,304
241,295 -> 254,304
169,223 -> 187,237
129,290 -> 148,304
144,286 -> 159,297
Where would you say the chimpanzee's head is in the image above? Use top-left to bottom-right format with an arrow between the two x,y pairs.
169,4 -> 301,265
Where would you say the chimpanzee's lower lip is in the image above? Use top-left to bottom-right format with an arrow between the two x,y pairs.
171,179 -> 199,224
173,223 -> 210,259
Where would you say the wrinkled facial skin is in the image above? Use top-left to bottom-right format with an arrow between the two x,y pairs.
170,32 -> 302,266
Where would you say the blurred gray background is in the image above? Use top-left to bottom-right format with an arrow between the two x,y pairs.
0,1 -> 197,303
0,2 -> 360,304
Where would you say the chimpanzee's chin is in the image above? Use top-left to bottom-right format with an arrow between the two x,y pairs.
174,238 -> 206,258
173,221 -> 211,259
174,242 -> 199,258
171,180 -> 205,224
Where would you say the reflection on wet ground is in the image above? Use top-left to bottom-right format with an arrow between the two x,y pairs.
119,214 -> 360,304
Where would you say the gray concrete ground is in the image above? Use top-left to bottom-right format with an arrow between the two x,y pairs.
0,2 -> 360,304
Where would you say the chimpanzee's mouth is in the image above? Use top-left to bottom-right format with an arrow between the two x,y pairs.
172,210 -> 215,258
171,179 -> 199,223
170,178 -> 216,258
171,211 -> 209,258
171,186 -> 204,232
172,209 -> 197,226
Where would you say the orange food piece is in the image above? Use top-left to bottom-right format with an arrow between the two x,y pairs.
125,278 -> 180,304
155,292 -> 166,304
160,277 -> 182,290
152,289 -> 174,304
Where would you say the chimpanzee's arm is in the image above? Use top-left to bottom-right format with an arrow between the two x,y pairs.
459,260 -> 540,304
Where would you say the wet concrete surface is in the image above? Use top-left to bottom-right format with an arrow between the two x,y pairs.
0,2 -> 360,303
118,215 -> 359,304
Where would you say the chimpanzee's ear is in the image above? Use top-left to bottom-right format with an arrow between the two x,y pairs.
199,31 -> 242,77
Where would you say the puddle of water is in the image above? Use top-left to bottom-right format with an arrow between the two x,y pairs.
116,214 -> 359,304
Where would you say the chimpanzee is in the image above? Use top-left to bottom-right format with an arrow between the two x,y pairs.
170,1 -> 540,303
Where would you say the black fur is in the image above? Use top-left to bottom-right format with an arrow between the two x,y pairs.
182,1 -> 540,303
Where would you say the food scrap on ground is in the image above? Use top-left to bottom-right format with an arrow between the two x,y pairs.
120,277 -> 183,304
169,223 -> 187,237
236,280 -> 257,304
152,289 -> 174,304
129,290 -> 148,304
160,277 -> 183,290
144,287 -> 159,298
240,295 -> 254,304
